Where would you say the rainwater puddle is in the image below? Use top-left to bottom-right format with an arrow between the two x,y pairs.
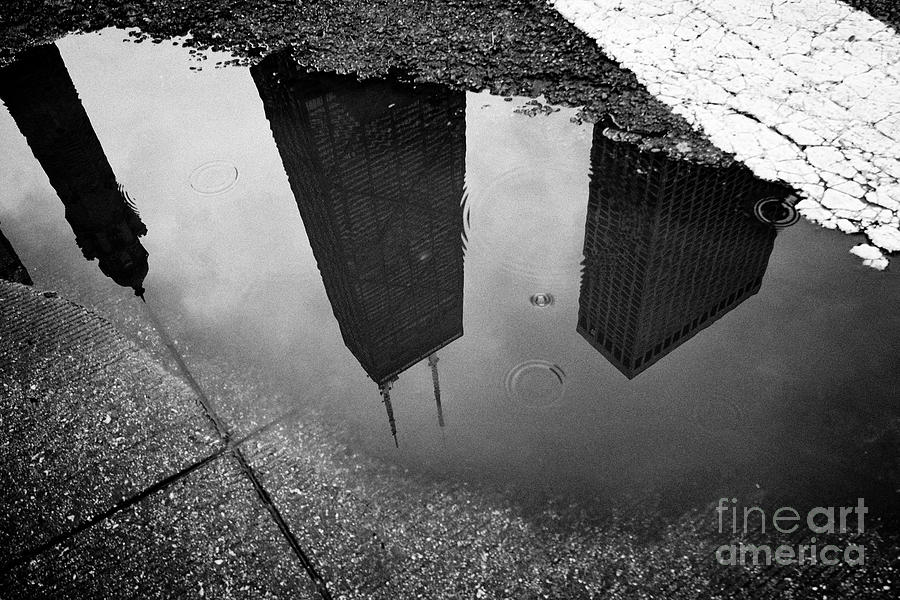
0,29 -> 897,516
189,160 -> 239,195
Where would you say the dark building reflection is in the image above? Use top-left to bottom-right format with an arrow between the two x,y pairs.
0,44 -> 148,297
578,126 -> 795,379
0,224 -> 32,285
252,52 -> 465,443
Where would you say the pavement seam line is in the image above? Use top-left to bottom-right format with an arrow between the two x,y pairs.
0,451 -> 223,574
0,397 -> 309,575
144,304 -> 333,600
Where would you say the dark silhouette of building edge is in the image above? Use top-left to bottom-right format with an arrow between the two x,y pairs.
578,125 -> 795,379
0,224 -> 32,285
0,44 -> 148,298
251,51 -> 465,444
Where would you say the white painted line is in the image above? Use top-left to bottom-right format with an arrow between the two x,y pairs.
551,0 -> 900,266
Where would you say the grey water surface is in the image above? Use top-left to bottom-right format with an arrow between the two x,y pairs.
1,30 -> 897,522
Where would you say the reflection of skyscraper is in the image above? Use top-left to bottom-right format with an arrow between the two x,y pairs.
0,44 -> 148,297
252,52 -> 465,442
578,126 -> 793,379
0,224 -> 32,285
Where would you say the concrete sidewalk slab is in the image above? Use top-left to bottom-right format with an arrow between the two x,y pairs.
1,455 -> 317,599
0,280 -> 221,563
242,418 -> 520,598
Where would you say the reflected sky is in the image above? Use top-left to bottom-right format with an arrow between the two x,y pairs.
1,30 -> 897,514
0,44 -> 148,297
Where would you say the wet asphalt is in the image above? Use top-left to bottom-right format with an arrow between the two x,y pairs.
0,0 -> 735,164
848,0 -> 900,32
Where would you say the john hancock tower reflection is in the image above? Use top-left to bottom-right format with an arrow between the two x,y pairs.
252,52 -> 465,444
578,126 -> 796,379
0,44 -> 148,297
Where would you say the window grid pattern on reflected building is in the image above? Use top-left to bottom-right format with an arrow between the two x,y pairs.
578,126 -> 788,379
253,55 -> 465,385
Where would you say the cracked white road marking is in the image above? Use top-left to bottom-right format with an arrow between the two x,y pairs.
551,0 -> 900,267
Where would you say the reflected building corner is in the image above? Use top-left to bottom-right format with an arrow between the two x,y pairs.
251,51 -> 466,442
578,125 -> 796,379
0,44 -> 149,298
0,225 -> 33,286
70,186 -> 150,298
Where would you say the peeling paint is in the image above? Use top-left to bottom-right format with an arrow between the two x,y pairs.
551,0 -> 900,267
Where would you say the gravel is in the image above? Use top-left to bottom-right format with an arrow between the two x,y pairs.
0,0 -> 730,164
846,0 -> 900,33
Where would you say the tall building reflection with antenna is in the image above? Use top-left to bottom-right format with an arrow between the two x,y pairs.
0,44 -> 148,298
252,51 -> 465,445
577,125 -> 797,379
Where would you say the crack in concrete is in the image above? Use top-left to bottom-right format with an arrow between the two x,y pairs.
551,0 -> 900,267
